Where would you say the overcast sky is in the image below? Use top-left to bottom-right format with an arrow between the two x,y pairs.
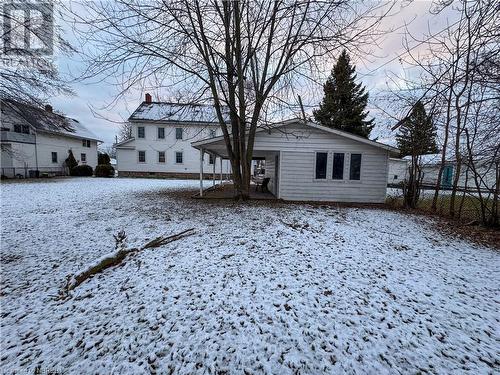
49,1 -> 458,148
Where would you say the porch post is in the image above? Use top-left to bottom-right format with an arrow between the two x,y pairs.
212,155 -> 216,186
199,148 -> 204,197
220,158 -> 223,183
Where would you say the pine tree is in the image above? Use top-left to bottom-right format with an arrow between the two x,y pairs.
65,150 -> 78,170
396,101 -> 438,208
313,50 -> 374,138
396,101 -> 438,158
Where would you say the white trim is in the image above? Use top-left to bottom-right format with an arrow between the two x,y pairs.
157,126 -> 165,140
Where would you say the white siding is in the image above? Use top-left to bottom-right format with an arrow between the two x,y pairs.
2,133 -> 98,171
117,122 -> 231,175
256,124 -> 389,203
388,159 -> 408,184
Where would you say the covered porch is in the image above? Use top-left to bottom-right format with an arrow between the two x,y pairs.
192,135 -> 280,199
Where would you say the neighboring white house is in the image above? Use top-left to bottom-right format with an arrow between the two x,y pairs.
116,94 -> 231,178
192,119 -> 399,203
388,158 -> 408,185
388,154 -> 497,192
1,99 -> 101,178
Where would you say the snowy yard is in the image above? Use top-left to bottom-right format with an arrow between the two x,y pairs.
1,178 -> 498,374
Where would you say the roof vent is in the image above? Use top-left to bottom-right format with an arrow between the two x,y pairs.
145,93 -> 152,103
45,104 -> 53,112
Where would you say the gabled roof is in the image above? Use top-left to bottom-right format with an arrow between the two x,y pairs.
1,99 -> 102,142
128,102 -> 230,124
192,118 -> 399,154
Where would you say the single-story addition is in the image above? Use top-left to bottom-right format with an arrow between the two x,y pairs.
192,119 -> 399,203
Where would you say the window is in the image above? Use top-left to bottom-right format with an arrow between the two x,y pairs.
315,152 -> 328,179
332,153 -> 345,180
138,126 -> 145,139
22,125 -> 29,134
82,139 -> 91,148
158,151 -> 165,163
13,124 -> 22,133
51,152 -> 58,163
209,154 -> 215,165
349,153 -> 362,180
175,128 -> 183,140
209,129 -> 216,138
394,175 -> 398,180
138,150 -> 146,163
175,151 -> 183,164
81,153 -> 86,163
157,127 -> 165,139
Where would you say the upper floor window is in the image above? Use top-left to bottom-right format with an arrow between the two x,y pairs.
51,152 -> 58,163
209,129 -> 216,138
81,153 -> 86,163
138,150 -> 146,163
332,153 -> 344,180
138,126 -> 145,139
157,127 -> 165,139
175,151 -> 183,164
82,139 -> 91,148
14,124 -> 30,134
349,154 -> 362,180
158,151 -> 165,163
175,128 -> 183,140
209,154 -> 215,165
315,152 -> 328,179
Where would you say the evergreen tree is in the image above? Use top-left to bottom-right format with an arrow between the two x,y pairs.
396,101 -> 438,208
65,150 -> 78,170
396,101 -> 438,158
314,50 -> 374,138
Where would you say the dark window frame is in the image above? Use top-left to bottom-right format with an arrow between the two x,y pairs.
137,126 -> 145,139
209,154 -> 215,165
349,153 -> 362,181
81,153 -> 86,162
175,128 -> 183,140
332,152 -> 345,180
315,152 -> 328,180
157,127 -> 165,139
175,151 -> 183,164
138,150 -> 146,163
51,152 -> 58,163
158,151 -> 165,163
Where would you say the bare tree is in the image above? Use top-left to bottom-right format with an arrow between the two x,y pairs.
385,0 -> 499,225
117,122 -> 133,143
0,1 -> 73,106
66,0 -> 393,199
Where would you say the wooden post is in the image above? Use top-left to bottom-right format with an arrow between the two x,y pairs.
199,148 -> 204,197
220,158 -> 223,183
212,155 -> 216,186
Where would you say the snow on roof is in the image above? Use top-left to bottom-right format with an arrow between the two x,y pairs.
2,99 -> 102,142
402,153 -> 451,165
128,102 -> 229,123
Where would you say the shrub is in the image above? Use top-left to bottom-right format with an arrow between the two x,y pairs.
71,165 -> 93,176
95,164 -> 115,177
65,150 -> 78,170
98,152 -> 111,165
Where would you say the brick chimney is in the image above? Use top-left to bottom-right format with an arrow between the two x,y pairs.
145,93 -> 152,103
45,104 -> 53,112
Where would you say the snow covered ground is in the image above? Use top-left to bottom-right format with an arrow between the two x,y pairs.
1,178 -> 498,374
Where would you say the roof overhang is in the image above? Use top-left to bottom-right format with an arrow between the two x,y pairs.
192,119 -> 400,157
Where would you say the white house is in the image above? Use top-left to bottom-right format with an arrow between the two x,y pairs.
387,154 -> 498,193
192,119 -> 399,203
1,99 -> 101,178
116,94 -> 231,178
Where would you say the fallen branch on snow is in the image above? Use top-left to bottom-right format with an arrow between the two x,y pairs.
62,228 -> 195,295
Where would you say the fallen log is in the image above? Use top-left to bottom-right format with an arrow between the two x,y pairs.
62,228 -> 195,294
